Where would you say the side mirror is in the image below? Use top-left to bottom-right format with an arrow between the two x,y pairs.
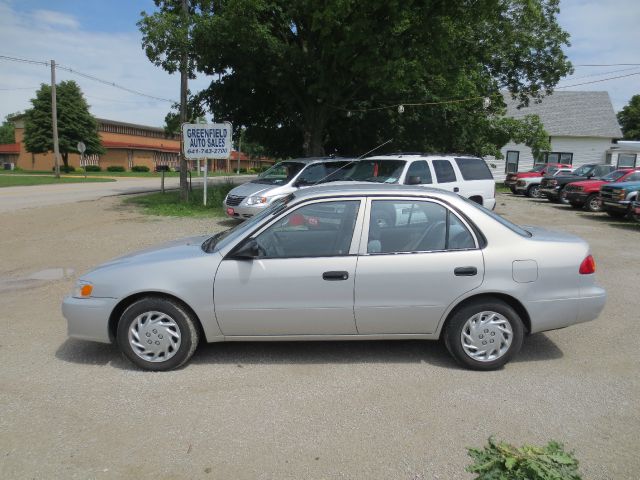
406,175 -> 422,185
232,239 -> 259,260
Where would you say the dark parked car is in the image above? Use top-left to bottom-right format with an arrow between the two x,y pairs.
600,176 -> 640,218
539,164 -> 616,203
563,169 -> 639,212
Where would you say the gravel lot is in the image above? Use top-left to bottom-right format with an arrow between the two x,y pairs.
1,193 -> 638,479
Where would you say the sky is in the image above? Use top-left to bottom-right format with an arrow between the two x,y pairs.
0,0 -> 638,129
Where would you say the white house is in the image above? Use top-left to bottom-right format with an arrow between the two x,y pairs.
490,91 -> 622,181
606,141 -> 640,169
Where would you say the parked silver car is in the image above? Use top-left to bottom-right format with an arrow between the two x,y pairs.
223,157 -> 354,219
63,184 -> 606,371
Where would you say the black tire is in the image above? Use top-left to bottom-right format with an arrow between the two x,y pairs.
605,209 -> 626,219
444,298 -> 524,371
557,188 -> 569,204
569,201 -> 582,209
526,184 -> 541,198
509,186 -> 517,194
117,296 -> 199,371
585,194 -> 602,213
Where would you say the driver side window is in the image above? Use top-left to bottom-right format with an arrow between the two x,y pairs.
255,201 -> 360,258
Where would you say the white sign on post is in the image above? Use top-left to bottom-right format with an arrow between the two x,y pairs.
182,123 -> 232,159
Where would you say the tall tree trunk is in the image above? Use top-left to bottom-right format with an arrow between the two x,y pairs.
62,152 -> 69,168
302,107 -> 327,157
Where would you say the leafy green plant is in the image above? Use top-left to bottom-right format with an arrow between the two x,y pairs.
84,165 -> 101,172
131,165 -> 150,172
467,437 -> 582,480
106,165 -> 126,172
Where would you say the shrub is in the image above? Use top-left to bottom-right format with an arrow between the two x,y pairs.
467,437 -> 582,480
131,165 -> 150,172
53,165 -> 75,173
84,165 -> 101,172
106,165 -> 126,172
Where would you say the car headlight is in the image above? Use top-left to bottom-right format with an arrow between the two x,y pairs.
246,195 -> 270,205
614,189 -> 627,200
72,281 -> 93,299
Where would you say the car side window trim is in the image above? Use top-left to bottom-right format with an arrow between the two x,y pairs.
357,197 -> 480,256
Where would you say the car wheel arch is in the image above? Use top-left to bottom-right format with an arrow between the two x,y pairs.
437,292 -> 531,338
468,195 -> 483,205
108,291 -> 205,344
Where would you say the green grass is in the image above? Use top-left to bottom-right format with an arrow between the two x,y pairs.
124,183 -> 237,217
495,182 -> 511,193
0,175 -> 115,187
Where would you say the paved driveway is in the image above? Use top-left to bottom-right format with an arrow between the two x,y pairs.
0,193 -> 638,479
0,175 -> 253,213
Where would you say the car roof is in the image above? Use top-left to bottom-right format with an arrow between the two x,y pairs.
366,153 -> 481,160
290,182 -> 463,202
277,156 -> 356,165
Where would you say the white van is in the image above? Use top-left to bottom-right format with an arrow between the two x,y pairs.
344,154 -> 496,209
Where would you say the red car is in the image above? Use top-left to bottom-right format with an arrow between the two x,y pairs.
563,168 -> 639,212
504,163 -> 573,194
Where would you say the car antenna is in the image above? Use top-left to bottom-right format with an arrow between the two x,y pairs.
311,138 -> 393,186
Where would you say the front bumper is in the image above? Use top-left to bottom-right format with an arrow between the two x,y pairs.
564,191 -> 588,204
602,200 -> 630,211
62,295 -> 118,344
223,202 -> 264,219
540,186 -> 561,200
514,185 -> 528,194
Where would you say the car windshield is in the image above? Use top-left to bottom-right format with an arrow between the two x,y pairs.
202,197 -> 291,252
547,167 -> 559,175
602,170 -> 629,182
530,165 -> 546,173
461,196 -> 531,237
343,160 -> 406,183
252,162 -> 305,185
572,165 -> 594,176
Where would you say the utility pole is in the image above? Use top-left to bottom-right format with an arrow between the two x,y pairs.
179,0 -> 189,201
51,59 -> 60,179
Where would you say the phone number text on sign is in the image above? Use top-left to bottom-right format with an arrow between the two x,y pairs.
181,123 -> 233,159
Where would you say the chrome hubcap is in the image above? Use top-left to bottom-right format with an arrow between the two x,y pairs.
461,311 -> 513,362
589,196 -> 601,211
128,311 -> 181,362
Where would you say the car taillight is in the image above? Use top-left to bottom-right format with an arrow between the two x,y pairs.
579,255 -> 596,275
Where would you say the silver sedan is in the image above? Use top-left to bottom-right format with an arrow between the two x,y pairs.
62,184 -> 606,371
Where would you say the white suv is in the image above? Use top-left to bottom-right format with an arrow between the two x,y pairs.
345,154 -> 496,209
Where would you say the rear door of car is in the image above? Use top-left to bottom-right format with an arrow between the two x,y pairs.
354,197 -> 484,334
431,159 -> 461,194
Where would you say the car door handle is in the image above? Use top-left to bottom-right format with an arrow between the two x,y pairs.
453,187 -> 460,192
454,266 -> 477,276
322,271 -> 349,281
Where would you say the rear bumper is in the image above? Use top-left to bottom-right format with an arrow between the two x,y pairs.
484,198 -> 496,210
62,296 -> 118,344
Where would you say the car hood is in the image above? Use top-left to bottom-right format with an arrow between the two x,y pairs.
568,179 -> 605,188
85,235 -> 211,274
228,180 -> 293,198
602,180 -> 640,189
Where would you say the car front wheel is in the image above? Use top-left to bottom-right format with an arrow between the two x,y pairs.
526,184 -> 541,198
117,296 -> 199,371
585,194 -> 602,212
444,299 -> 524,370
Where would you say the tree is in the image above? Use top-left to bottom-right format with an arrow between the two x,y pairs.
0,113 -> 20,144
139,0 -> 571,158
617,94 -> 640,140
24,81 -> 105,168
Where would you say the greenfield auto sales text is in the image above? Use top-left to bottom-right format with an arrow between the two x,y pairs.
186,128 -> 228,148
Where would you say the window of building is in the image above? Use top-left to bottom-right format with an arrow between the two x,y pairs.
537,152 -> 573,165
505,151 -> 519,173
617,153 -> 637,168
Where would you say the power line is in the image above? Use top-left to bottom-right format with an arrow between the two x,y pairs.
562,66 -> 640,82
0,54 -> 176,104
574,63 -> 640,67
556,71 -> 640,89
0,86 -> 40,91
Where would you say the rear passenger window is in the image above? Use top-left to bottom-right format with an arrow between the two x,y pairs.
432,160 -> 457,183
454,157 -> 493,180
404,161 -> 432,184
367,200 -> 475,253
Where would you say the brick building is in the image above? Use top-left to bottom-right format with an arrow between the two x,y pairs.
1,117 -> 273,172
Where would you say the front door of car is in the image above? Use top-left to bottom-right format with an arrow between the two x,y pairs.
214,199 -> 363,336
355,199 -> 484,334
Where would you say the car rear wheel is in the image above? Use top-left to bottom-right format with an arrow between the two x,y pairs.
117,296 -> 199,371
444,299 -> 524,370
526,184 -> 541,198
585,194 -> 602,212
